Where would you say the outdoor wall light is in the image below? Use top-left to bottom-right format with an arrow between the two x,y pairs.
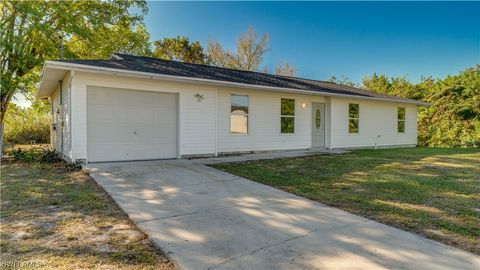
194,93 -> 204,102
302,102 -> 306,108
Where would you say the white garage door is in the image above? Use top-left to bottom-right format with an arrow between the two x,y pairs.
87,86 -> 177,162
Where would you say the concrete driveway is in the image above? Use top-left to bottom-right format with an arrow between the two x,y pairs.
85,160 -> 479,270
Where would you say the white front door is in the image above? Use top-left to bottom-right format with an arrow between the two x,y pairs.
87,86 -> 177,162
312,103 -> 325,148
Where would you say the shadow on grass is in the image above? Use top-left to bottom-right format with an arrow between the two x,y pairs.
83,156 -> 479,269
0,161 -> 176,269
211,147 -> 480,254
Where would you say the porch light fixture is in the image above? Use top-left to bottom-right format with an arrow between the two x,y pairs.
194,93 -> 204,102
302,102 -> 306,108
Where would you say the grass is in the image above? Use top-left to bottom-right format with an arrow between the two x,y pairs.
212,147 -> 480,254
0,160 -> 176,269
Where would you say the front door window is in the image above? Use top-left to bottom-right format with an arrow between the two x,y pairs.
312,103 -> 325,148
315,109 -> 321,129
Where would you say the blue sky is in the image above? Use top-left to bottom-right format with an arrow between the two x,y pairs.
14,1 -> 480,107
144,1 -> 479,83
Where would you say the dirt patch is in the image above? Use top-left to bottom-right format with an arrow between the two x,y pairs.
1,160 -> 177,269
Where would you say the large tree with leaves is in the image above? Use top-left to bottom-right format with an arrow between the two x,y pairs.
153,36 -> 205,64
0,0 -> 150,146
329,67 -> 479,147
361,66 -> 480,147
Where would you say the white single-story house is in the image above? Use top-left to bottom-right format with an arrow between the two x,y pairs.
37,53 -> 429,163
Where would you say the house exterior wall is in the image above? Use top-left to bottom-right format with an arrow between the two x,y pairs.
51,87 -> 60,151
62,72 -> 418,162
330,97 -> 418,148
215,87 -> 326,153
70,72 -> 216,161
50,72 -> 72,161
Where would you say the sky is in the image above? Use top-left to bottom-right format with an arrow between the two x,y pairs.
13,1 -> 480,108
144,1 -> 479,83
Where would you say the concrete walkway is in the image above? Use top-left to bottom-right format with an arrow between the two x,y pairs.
194,148 -> 348,165
85,160 -> 479,270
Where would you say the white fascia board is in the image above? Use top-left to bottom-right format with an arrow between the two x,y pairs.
36,63 -> 48,98
43,61 -> 431,106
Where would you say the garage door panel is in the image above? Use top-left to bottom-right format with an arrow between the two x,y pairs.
133,144 -> 176,160
156,111 -> 177,123
133,93 -> 158,106
88,125 -> 120,142
88,143 -> 137,161
89,90 -> 114,105
90,125 -> 139,143
87,86 -> 177,162
88,106 -> 117,123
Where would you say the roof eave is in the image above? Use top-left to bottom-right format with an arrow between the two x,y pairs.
37,62 -> 70,98
41,60 -> 430,106
36,63 -> 48,98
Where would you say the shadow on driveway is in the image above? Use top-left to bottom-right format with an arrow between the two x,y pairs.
85,159 -> 480,270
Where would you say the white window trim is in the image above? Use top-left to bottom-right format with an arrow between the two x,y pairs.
398,107 -> 406,133
230,94 -> 249,135
280,98 -> 295,134
348,103 -> 359,134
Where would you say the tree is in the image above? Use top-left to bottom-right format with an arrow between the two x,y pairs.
328,75 -> 357,87
417,66 -> 479,147
0,0 -> 149,148
360,66 -> 480,147
362,73 -> 426,99
275,63 -> 296,77
65,21 -> 151,60
4,101 -> 50,145
207,26 -> 269,71
153,36 -> 205,64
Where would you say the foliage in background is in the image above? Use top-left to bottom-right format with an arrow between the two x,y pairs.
417,66 -> 480,147
153,36 -> 206,64
328,75 -> 357,87
330,65 -> 480,147
8,146 -> 58,163
4,101 -> 50,145
207,26 -> 270,71
65,21 -> 151,60
0,0 -> 149,130
275,63 -> 296,77
2,0 -> 475,148
153,27 -> 297,75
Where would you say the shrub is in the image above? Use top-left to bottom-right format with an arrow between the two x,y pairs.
4,103 -> 51,145
8,147 -> 60,163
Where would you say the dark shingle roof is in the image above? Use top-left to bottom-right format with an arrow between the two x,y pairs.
55,53 -> 427,105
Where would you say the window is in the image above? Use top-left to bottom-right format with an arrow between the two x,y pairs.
230,95 -> 249,134
315,109 -> 321,129
281,98 -> 295,133
348,103 -> 359,133
398,107 -> 405,133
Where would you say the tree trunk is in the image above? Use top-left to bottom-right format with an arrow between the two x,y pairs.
0,121 -> 4,166
1,102 -> 9,163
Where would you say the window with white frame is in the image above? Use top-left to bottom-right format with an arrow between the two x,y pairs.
230,94 -> 249,134
398,107 -> 405,133
281,98 -> 295,133
349,103 -> 359,133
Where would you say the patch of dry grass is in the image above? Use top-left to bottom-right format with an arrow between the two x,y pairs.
213,147 -> 480,254
1,161 -> 176,269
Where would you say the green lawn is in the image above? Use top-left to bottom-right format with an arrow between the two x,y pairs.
212,147 -> 480,254
0,161 -> 176,269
